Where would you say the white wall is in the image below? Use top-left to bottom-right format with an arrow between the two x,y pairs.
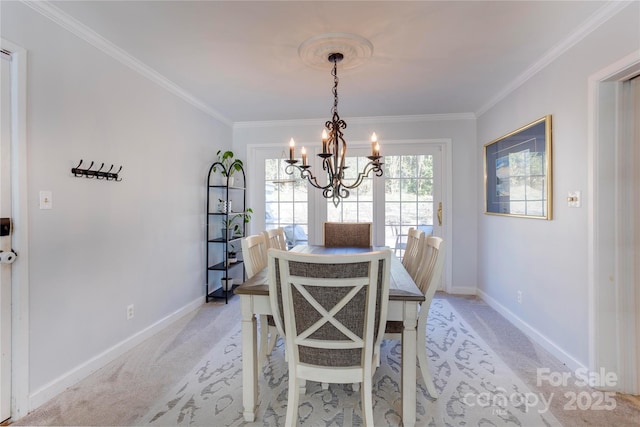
476,3 -> 640,369
233,115 -> 478,293
2,2 -> 231,409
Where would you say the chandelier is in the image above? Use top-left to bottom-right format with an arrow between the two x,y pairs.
285,52 -> 383,207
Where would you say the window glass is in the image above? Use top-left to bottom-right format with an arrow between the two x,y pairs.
265,158 -> 308,248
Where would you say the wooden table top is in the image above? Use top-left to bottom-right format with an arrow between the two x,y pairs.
235,245 -> 424,302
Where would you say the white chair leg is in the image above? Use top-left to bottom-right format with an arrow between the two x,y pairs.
267,326 -> 278,354
361,377 -> 374,427
417,318 -> 438,398
286,375 -> 300,427
258,315 -> 269,366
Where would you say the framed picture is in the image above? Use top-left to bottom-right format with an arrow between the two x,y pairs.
484,115 -> 552,219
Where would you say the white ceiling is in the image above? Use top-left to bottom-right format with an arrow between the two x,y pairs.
48,0 -> 610,123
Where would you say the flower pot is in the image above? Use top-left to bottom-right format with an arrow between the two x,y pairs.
228,254 -> 238,264
227,176 -> 235,187
221,228 -> 235,240
221,277 -> 234,291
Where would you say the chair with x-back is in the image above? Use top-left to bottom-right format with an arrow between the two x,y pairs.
268,248 -> 391,427
383,235 -> 445,398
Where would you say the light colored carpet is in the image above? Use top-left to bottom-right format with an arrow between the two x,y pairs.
142,298 -> 561,426
12,294 -> 640,426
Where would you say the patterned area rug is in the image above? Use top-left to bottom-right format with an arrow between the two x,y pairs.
143,298 -> 560,426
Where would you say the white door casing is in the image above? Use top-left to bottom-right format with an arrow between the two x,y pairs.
0,38 -> 29,421
0,47 -> 12,424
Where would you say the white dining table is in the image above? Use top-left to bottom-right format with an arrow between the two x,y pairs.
235,245 -> 425,427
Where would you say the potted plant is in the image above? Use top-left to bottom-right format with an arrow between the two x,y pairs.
220,276 -> 234,291
221,208 -> 253,240
227,243 -> 238,264
213,150 -> 244,186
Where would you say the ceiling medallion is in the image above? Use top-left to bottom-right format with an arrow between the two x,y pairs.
298,33 -> 373,70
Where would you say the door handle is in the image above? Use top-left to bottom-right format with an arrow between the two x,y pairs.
0,249 -> 17,264
437,202 -> 442,226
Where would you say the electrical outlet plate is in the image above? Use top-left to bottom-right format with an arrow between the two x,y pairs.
127,304 -> 134,320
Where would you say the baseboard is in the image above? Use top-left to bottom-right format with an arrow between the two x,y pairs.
477,289 -> 586,372
446,285 -> 477,295
28,296 -> 203,411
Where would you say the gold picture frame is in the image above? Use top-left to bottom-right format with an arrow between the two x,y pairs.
484,115 -> 552,219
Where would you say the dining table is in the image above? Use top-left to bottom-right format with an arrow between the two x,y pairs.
235,245 -> 425,427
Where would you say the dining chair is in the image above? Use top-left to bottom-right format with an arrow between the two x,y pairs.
384,235 -> 445,398
394,224 -> 433,257
268,248 -> 391,427
260,228 -> 288,364
240,234 -> 274,366
322,221 -> 372,247
402,228 -> 425,281
263,227 -> 288,251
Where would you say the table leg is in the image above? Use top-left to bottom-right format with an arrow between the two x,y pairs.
402,301 -> 418,427
241,296 -> 258,422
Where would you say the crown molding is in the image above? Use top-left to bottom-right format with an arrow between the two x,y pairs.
22,0 -> 233,127
476,1 -> 633,117
233,112 -> 476,129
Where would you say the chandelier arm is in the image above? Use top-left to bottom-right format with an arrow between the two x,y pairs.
285,163 -> 332,191
336,161 -> 384,190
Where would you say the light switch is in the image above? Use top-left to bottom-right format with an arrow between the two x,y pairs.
567,191 -> 581,208
39,191 -> 53,209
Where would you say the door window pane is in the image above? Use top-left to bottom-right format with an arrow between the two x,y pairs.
384,155 -> 434,258
265,158 -> 308,248
327,156 -> 374,222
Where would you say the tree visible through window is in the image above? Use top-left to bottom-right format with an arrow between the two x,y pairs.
384,155 -> 434,257
265,158 -> 308,248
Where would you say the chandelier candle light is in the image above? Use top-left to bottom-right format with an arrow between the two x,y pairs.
285,52 -> 383,207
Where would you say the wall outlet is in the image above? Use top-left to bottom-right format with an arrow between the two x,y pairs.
517,291 -> 522,304
127,304 -> 134,320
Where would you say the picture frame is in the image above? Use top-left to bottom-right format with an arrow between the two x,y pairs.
484,115 -> 552,219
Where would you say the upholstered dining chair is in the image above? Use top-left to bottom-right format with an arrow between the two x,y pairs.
322,221 -> 372,247
241,234 -> 274,365
401,228 -> 425,281
383,235 -> 445,398
268,248 -> 391,427
263,227 -> 288,251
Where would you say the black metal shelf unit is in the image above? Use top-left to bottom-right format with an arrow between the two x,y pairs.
206,161 -> 247,303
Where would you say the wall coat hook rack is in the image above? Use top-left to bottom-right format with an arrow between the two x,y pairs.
71,159 -> 123,181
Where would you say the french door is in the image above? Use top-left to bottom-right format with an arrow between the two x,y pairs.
254,141 -> 446,254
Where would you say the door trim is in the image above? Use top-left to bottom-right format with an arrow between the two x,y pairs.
0,38 -> 30,420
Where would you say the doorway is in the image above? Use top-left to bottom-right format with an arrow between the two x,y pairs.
0,47 -> 13,424
589,52 -> 640,394
0,38 -> 29,422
